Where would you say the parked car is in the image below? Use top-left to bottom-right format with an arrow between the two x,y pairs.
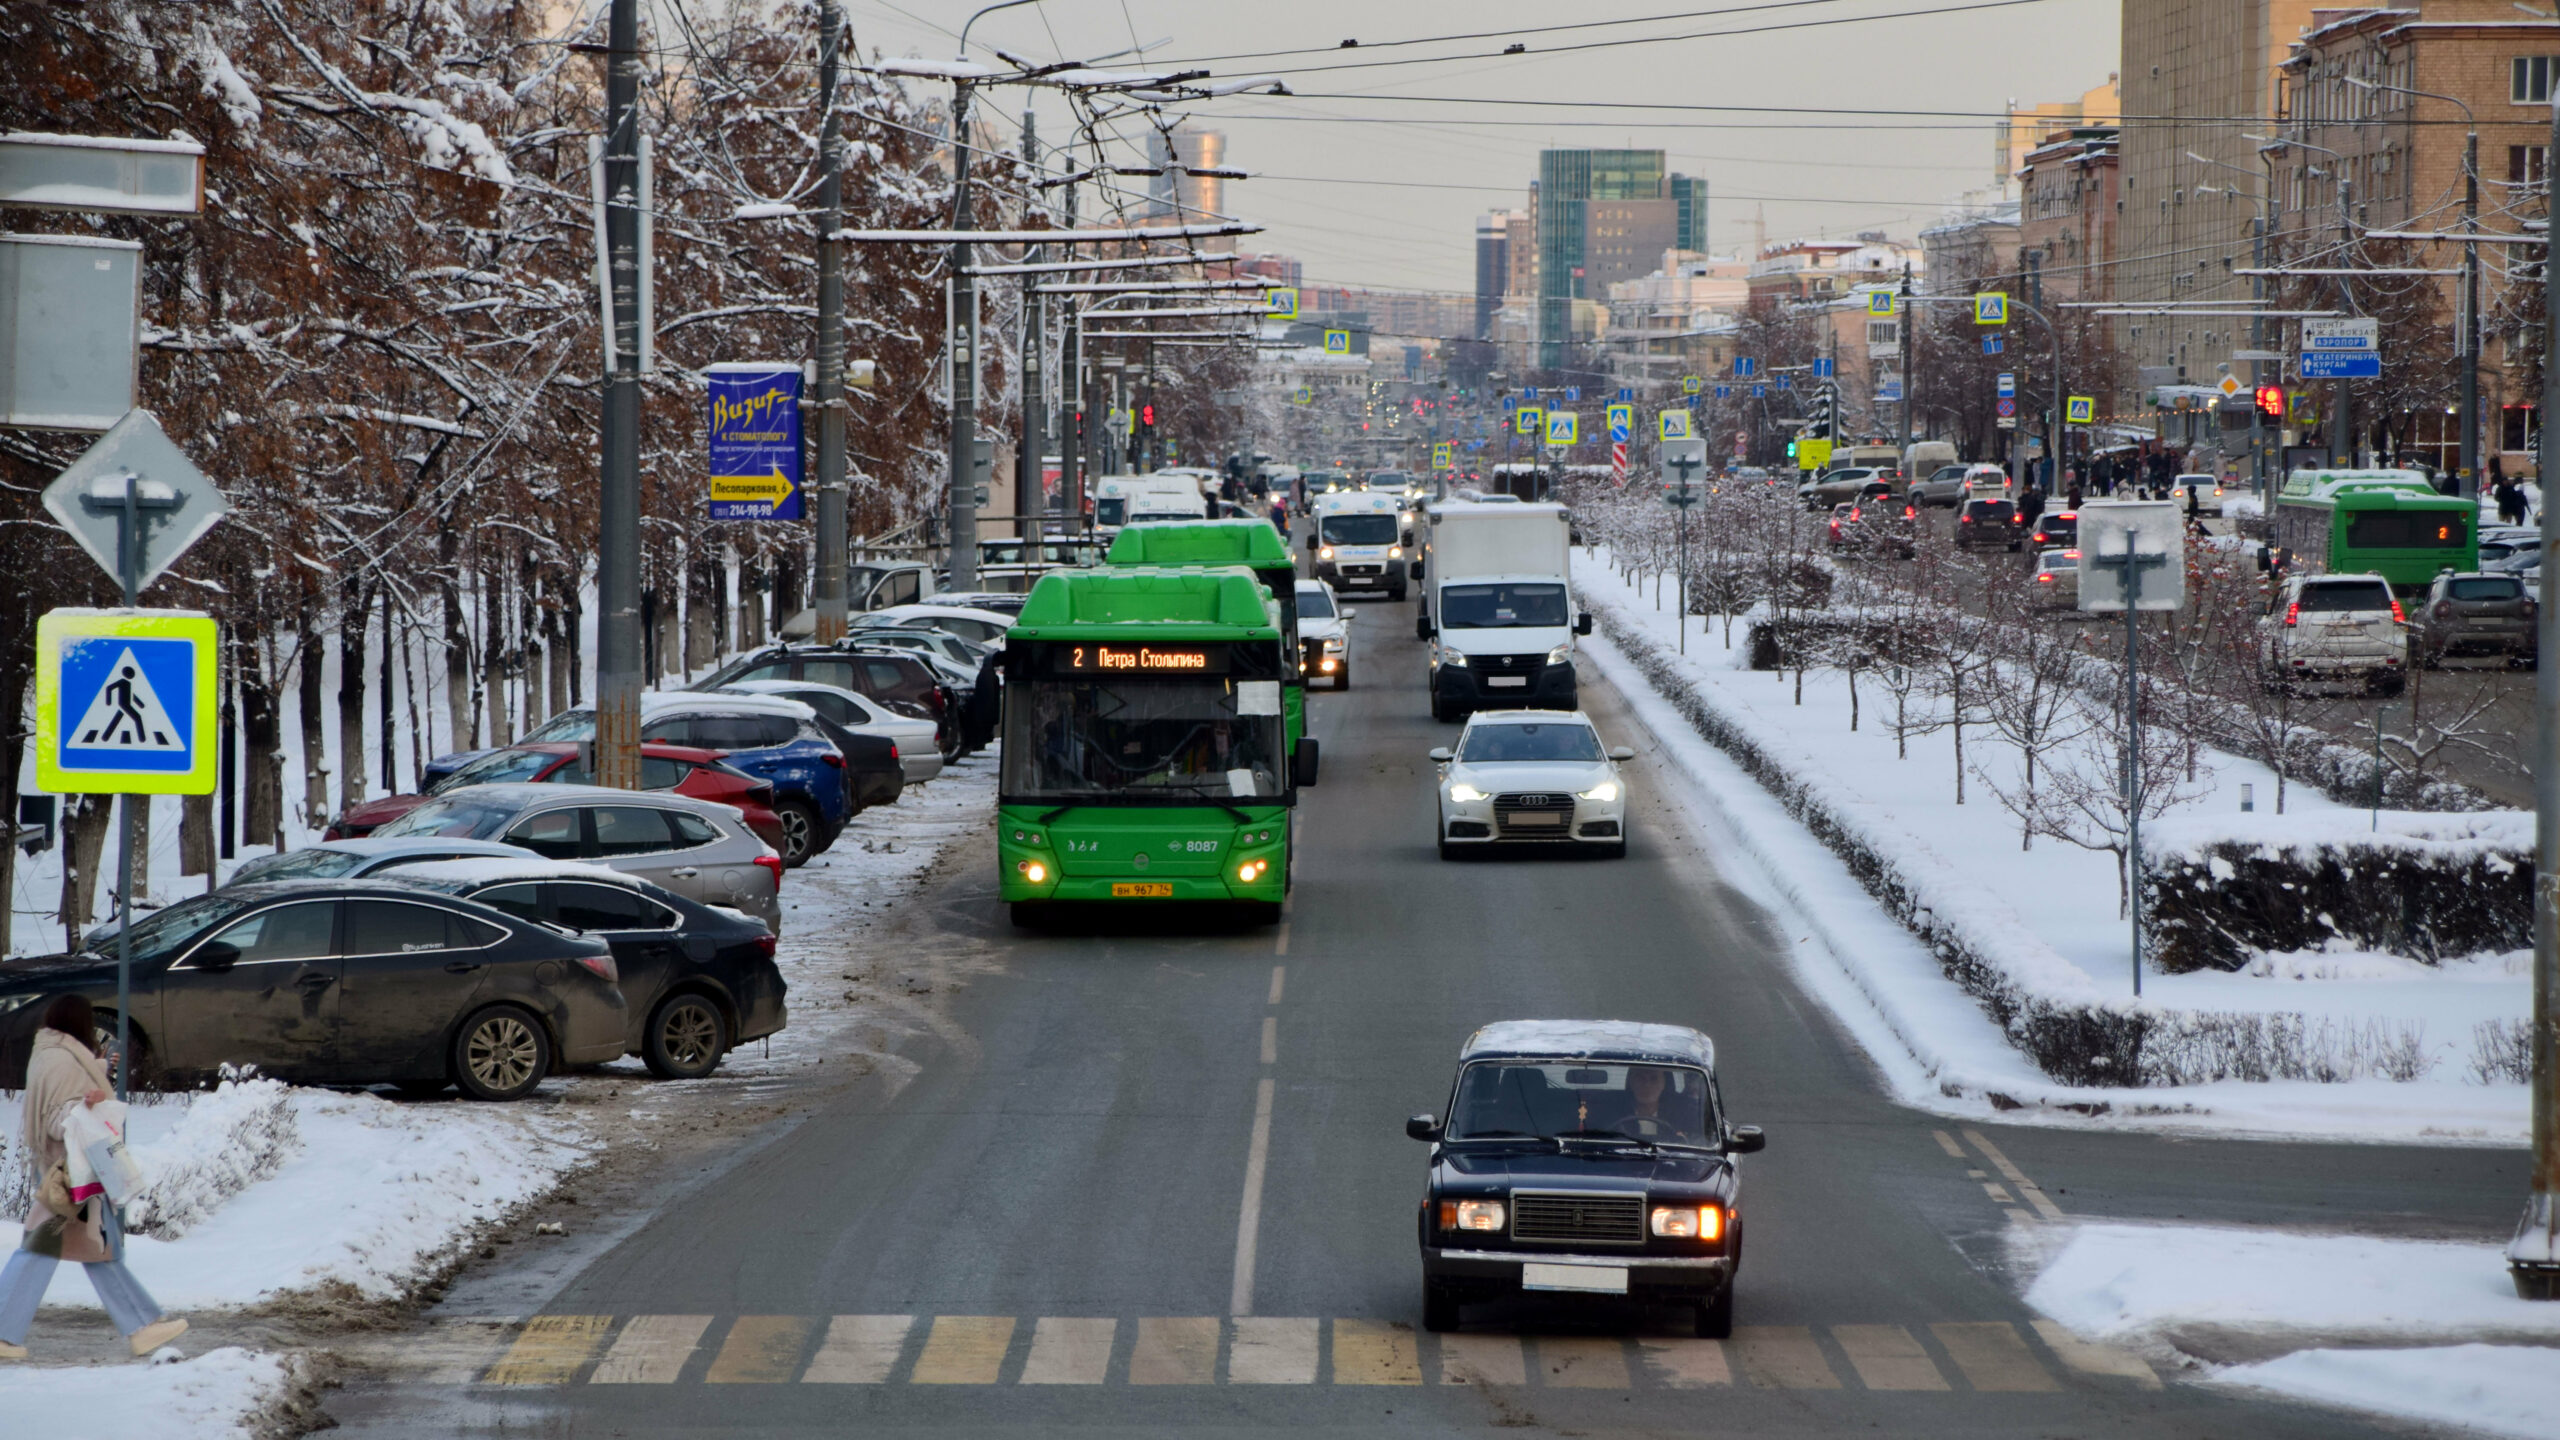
1908,463 -> 1973,508
2413,570 -> 2536,667
383,859 -> 785,1081
851,603 -> 1014,648
370,784 -> 784,932
1954,497 -> 2023,552
1296,579 -> 1351,689
2028,510 -> 2078,551
1800,466 -> 1889,509
509,695 -> 850,865
928,591 -> 1030,618
2259,572 -> 2408,694
1407,1019 -> 1762,1336
721,677 -> 939,786
1428,711 -> 1635,859
330,743 -> 785,854
697,644 -> 958,760
2029,548 -> 2082,609
0,881 -> 626,1100
79,838 -> 544,951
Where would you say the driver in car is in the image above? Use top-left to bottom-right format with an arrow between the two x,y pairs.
1615,1065 -> 1694,1141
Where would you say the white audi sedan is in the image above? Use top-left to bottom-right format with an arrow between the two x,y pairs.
1429,710 -> 1633,859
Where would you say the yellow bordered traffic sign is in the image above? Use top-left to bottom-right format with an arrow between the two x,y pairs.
1658,409 -> 1693,441
1681,374 -> 1703,394
1265,287 -> 1299,320
1515,404 -> 1543,435
1432,442 -> 1453,469
1796,436 -> 1833,471
1545,411 -> 1578,446
1868,291 -> 1897,317
36,608 -> 219,795
1974,292 -> 2008,325
1322,329 -> 1350,355
2066,395 -> 2095,425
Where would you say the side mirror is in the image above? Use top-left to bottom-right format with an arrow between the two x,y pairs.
1306,532 -> 1319,551
1406,1113 -> 1442,1142
1608,746 -> 1636,762
191,941 -> 241,972
1410,561 -> 1425,580
1292,738 -> 1321,789
1427,746 -> 1453,763
1727,1125 -> 1766,1154
1575,612 -> 1595,637
1416,616 -> 1436,640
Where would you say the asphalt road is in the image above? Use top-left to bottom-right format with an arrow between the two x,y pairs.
321,587 -> 2526,1439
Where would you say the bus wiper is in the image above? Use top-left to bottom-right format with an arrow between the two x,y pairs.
1038,805 -> 1080,824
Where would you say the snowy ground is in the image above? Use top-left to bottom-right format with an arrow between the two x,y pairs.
0,1347 -> 293,1440
1578,550 -> 2529,1144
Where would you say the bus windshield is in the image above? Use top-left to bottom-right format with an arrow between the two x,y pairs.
1004,675 -> 1288,801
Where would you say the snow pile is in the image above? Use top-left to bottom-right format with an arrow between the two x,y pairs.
2025,1222 -> 2560,1343
123,1075 -> 301,1239
2215,1345 -> 2560,1440
0,1347 -> 289,1440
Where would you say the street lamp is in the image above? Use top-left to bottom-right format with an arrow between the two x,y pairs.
2346,75 -> 2481,494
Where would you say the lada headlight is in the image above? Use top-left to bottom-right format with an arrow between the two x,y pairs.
1440,1199 -> 1506,1232
1651,1204 -> 1723,1239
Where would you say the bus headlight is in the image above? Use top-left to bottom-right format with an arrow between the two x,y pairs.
1237,857 -> 1270,883
1017,860 -> 1049,884
1389,545 -> 1403,558
1319,546 -> 1335,560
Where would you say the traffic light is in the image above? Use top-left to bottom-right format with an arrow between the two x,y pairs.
1139,402 -> 1157,430
2254,384 -> 2285,419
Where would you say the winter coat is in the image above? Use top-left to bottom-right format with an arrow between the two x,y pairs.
19,1028 -> 113,1263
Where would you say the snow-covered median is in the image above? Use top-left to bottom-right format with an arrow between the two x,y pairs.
0,1347 -> 291,1440
2216,1344 -> 2560,1440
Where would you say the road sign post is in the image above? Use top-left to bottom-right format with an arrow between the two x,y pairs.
1661,438 -> 1708,653
2078,501 -> 2185,1001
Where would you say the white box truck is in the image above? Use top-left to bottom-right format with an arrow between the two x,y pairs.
1414,500 -> 1589,721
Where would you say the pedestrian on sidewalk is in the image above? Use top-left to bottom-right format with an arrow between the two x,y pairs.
0,996 -> 187,1361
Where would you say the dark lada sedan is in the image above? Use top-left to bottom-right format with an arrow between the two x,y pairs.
0,880 -> 626,1101
1408,1020 -> 1764,1337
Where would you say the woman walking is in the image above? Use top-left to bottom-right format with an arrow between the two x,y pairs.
0,995 -> 186,1360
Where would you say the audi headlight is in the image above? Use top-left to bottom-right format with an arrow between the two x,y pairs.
1577,781 -> 1619,803
1323,636 -> 1345,652
1441,1199 -> 1506,1232
1544,644 -> 1572,666
1447,782 -> 1487,804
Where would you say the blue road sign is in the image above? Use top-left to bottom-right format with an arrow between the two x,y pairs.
1617,387 -> 1635,402
2299,352 -> 2381,379
1878,379 -> 1904,402
1714,385 -> 1732,399
1565,387 -> 1581,402
707,363 -> 805,520
1750,384 -> 1766,398
1812,358 -> 1834,379
1607,403 -> 1633,443
1523,386 -> 1539,400
36,608 -> 219,795
1735,357 -> 1757,378
1983,336 -> 2003,355
1775,375 -> 1792,391
1997,372 -> 2016,398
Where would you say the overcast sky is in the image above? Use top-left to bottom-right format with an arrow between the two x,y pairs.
833,0 -> 2121,295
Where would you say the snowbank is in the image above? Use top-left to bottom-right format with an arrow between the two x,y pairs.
0,1347 -> 289,1440
2214,1344 -> 2560,1440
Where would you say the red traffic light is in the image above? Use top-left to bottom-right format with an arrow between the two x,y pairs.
2254,384 -> 2285,418
1140,403 -> 1157,428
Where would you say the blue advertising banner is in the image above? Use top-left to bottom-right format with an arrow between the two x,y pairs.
707,363 -> 805,520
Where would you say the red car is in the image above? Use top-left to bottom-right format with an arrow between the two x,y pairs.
326,743 -> 787,853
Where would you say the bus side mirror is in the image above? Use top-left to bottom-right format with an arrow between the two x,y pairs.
1293,738 -> 1321,788
1576,612 -> 1594,637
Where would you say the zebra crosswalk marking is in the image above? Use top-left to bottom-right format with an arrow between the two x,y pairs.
1330,1318 -> 1420,1385
1933,1321 -> 2060,1392
1130,1318 -> 1219,1385
1227,1317 -> 1319,1384
801,1315 -> 913,1383
400,1317 -> 521,1385
1018,1318 -> 1115,1385
485,1315 -> 615,1385
591,1315 -> 710,1384
1636,1336 -> 1731,1387
1832,1324 -> 1948,1391
910,1316 -> 1014,1385
2030,1321 -> 2160,1390
1733,1327 -> 1840,1390
1538,1336 -> 1632,1388
707,1316 -> 816,1384
1438,1333 -> 1526,1386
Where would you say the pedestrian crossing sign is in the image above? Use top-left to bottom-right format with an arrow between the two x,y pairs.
1658,409 -> 1693,441
1545,411 -> 1578,446
1322,329 -> 1350,355
36,608 -> 219,795
1868,291 -> 1897,317
1974,292 -> 2008,325
1432,442 -> 1453,469
1265,287 -> 1298,320
1515,405 -> 1543,435
2066,395 -> 2095,425
1681,375 -> 1703,394
1607,404 -> 1633,442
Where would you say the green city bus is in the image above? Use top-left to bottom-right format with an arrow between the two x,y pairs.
998,567 -> 1318,926
2272,469 -> 2476,589
1102,519 -> 1308,759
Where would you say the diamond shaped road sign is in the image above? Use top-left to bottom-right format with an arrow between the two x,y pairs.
40,408 -> 228,596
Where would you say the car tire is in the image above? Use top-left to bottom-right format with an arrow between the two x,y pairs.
1423,1284 -> 1461,1333
1696,1283 -> 1735,1339
775,799 -> 822,868
1430,691 -> 1458,723
452,1005 -> 551,1102
1390,586 -> 1408,602
643,993 -> 728,1080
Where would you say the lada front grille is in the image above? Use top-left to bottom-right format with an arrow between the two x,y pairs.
1510,1191 -> 1645,1245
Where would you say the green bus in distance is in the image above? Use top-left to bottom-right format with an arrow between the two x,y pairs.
998,567 -> 1318,926
1102,519 -> 1309,760
2272,469 -> 2476,589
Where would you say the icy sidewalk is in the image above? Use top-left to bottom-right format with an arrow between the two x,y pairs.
1575,549 -> 2528,1143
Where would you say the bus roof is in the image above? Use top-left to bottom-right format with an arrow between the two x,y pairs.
1104,518 -> 1295,571
2278,468 -> 2448,503
1010,567 -> 1279,640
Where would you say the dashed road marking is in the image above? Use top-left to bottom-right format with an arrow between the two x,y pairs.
1733,1326 -> 1840,1390
1267,964 -> 1286,1004
1933,1321 -> 2061,1392
1539,1336 -> 1632,1388
1931,1130 -> 1967,1159
1636,1336 -> 1732,1388
1439,1333 -> 1527,1386
1260,1015 -> 1278,1064
911,1316 -> 1014,1385
1331,1318 -> 1421,1385
2030,1321 -> 2161,1389
707,1316 -> 816,1383
1832,1324 -> 1948,1391
802,1314 -> 915,1383
591,1314 -> 710,1384
1018,1317 -> 1114,1385
1130,1317 -> 1220,1385
485,1315 -> 615,1385
1228,1317 -> 1320,1383
1961,1130 -> 2067,1222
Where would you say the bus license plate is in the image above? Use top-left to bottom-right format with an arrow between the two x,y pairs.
1112,883 -> 1174,898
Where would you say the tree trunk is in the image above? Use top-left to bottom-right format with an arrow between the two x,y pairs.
378,583 -> 397,796
58,795 -> 112,946
238,634 -> 283,848
685,547 -> 716,676
181,792 -> 214,882
441,551 -> 474,753
296,610 -> 329,831
482,558 -> 510,746
565,580 -> 585,707
338,578 -> 369,808
1951,666 -> 1967,806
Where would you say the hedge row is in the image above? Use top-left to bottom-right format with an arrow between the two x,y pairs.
2142,819 -> 2532,973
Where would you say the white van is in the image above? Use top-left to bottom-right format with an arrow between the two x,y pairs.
1310,490 -> 1408,599
1091,474 -> 1209,537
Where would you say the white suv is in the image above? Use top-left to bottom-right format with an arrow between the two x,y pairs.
2260,573 -> 2407,694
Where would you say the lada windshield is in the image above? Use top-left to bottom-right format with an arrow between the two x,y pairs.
1450,1061 -> 1714,1145
1321,513 -> 1398,545
1004,676 -> 1287,800
1441,583 -> 1568,629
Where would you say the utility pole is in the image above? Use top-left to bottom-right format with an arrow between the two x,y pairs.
2460,124 -> 2481,496
2329,178 -> 2356,466
811,0 -> 849,643
946,73 -> 980,589
1897,263 -> 1913,456
1016,110 -> 1044,539
595,0 -> 643,789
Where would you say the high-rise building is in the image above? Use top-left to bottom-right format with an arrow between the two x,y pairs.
1530,151 -> 1714,369
1149,126 -> 1230,248
1671,174 -> 1709,253
1474,212 -> 1514,341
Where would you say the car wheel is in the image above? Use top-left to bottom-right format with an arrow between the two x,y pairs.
775,799 -> 822,868
1423,1283 -> 1461,1333
643,994 -> 728,1080
452,1006 -> 551,1102
1430,692 -> 1457,723
1390,586 -> 1408,602
1696,1282 -> 1735,1339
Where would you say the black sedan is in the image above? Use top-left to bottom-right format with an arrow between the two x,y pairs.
382,860 -> 786,1080
0,881 -> 626,1101
1407,1019 -> 1763,1337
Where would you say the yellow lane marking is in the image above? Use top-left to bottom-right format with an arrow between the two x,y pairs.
1961,1130 -> 2067,1221
485,1315 -> 616,1385
1018,1317 -> 1115,1385
1537,1336 -> 1631,1388
1932,1130 -> 1967,1158
591,1314 -> 711,1384
911,1316 -> 1016,1385
1129,1317 -> 1220,1385
1932,1322 -> 2061,1392
398,1317 -> 520,1384
1832,1324 -> 1949,1391
1732,1327 -> 1841,1389
706,1316 -> 816,1383
1636,1337 -> 1732,1387
802,1315 -> 915,1383
1229,1317 -> 1320,1384
1438,1333 -> 1526,1386
1331,1318 -> 1422,1385
2030,1321 -> 2161,1389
